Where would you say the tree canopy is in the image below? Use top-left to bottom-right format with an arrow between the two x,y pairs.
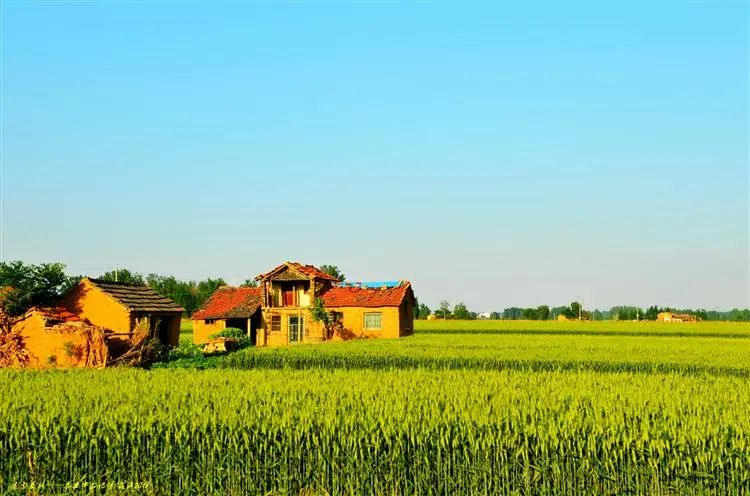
98,269 -> 145,286
0,261 -> 80,317
319,265 -> 346,282
417,303 -> 431,319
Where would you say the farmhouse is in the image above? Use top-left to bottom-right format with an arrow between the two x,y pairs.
192,286 -> 262,345
60,278 -> 184,346
193,261 -> 415,346
657,311 -> 697,323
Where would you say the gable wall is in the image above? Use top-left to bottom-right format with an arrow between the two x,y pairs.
193,319 -> 227,344
60,280 -> 132,334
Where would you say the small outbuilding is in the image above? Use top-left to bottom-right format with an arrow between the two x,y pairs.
12,307 -> 109,368
60,278 -> 184,346
192,286 -> 262,345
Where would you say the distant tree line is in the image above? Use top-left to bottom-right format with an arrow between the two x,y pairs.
416,298 -> 750,322
97,269 -> 228,316
415,301 -> 477,320
603,306 -> 750,322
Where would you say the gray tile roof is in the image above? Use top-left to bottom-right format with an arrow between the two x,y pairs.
87,278 -> 184,313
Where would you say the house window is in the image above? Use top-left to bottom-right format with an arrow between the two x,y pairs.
364,312 -> 382,330
206,319 -> 216,324
270,314 -> 281,332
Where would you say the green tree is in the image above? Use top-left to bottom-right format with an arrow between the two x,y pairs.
503,307 -> 523,320
522,308 -> 539,320
145,274 -> 225,316
99,269 -> 145,286
537,305 -> 550,320
569,301 -> 582,319
645,305 -> 660,320
434,300 -> 452,319
0,261 -> 79,317
241,278 -> 259,287
729,308 -> 750,322
320,265 -> 345,282
453,302 -> 472,320
308,297 -> 335,339
417,303 -> 431,319
551,306 -> 569,319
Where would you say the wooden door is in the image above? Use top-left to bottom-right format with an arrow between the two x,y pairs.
283,288 -> 294,306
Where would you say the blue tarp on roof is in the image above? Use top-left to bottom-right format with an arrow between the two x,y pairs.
339,281 -> 402,289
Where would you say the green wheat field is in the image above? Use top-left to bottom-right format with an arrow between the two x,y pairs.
2,320 -> 749,495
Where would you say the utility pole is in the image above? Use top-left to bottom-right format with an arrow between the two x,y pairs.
114,268 -> 118,282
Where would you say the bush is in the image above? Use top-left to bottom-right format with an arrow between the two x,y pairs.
210,327 -> 251,349
153,342 -> 215,369
167,342 -> 204,361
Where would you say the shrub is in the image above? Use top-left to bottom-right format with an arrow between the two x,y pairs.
210,327 -> 251,349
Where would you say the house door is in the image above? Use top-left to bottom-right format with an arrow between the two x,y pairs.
289,316 -> 304,343
283,288 -> 295,306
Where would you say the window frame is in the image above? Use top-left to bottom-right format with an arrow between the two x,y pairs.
363,312 -> 382,331
270,314 -> 282,332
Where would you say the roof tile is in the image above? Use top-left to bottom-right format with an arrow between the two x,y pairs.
193,286 -> 262,320
87,278 -> 184,313
321,282 -> 412,308
256,262 -> 339,282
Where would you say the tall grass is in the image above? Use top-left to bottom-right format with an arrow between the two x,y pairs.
1,368 -> 748,495
415,319 -> 750,338
166,331 -> 750,378
4,321 -> 750,494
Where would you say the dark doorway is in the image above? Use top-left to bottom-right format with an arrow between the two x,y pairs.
226,318 -> 248,333
250,312 -> 261,345
151,318 -> 170,345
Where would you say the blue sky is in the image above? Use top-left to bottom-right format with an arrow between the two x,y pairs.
2,1 -> 748,310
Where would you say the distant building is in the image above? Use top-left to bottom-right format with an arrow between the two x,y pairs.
657,311 -> 697,322
477,312 -> 491,320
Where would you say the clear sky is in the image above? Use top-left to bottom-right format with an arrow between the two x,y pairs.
2,1 -> 748,311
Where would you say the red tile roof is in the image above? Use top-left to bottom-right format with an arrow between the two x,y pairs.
256,262 -> 339,282
288,262 -> 339,281
192,286 -> 262,320
321,282 -> 412,308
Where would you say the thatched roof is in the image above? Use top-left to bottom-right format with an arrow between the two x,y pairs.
86,278 -> 184,313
